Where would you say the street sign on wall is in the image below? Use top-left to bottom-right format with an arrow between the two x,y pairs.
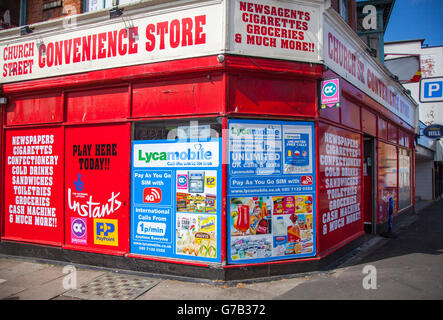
420,77 -> 443,103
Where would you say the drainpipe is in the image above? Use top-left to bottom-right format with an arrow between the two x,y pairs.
19,0 -> 27,26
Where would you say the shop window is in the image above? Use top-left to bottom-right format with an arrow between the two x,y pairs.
84,0 -> 114,12
0,0 -> 21,29
133,118 -> 222,141
130,118 -> 223,262
378,142 -> 397,223
398,148 -> 411,210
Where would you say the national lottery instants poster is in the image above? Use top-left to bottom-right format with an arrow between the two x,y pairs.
130,139 -> 222,262
64,124 -> 131,255
228,120 -> 316,264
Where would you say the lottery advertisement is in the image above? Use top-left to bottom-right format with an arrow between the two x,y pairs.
228,119 -> 316,264
130,139 -> 222,262
64,124 -> 130,255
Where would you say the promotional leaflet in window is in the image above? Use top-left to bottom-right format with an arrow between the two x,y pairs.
130,138 -> 222,262
228,120 -> 316,264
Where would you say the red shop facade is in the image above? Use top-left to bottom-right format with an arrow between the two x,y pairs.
0,1 -> 417,280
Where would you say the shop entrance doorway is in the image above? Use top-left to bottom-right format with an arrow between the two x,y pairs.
363,135 -> 376,234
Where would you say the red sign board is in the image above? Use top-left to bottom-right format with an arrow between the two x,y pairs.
143,187 -> 162,203
318,123 -> 363,253
4,127 -> 64,245
64,123 -> 130,255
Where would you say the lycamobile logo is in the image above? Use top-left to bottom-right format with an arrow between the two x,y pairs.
230,127 -> 280,137
138,143 -> 212,163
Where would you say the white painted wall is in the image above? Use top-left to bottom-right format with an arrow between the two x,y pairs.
385,40 -> 443,126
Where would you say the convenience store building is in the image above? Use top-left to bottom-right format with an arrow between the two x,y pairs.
0,0 -> 418,280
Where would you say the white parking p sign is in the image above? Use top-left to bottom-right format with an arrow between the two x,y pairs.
420,77 -> 443,102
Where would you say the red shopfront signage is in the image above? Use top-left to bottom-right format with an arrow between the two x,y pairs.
318,123 -> 363,253
323,15 -> 416,128
0,3 -> 223,84
64,124 -> 130,255
4,128 -> 64,245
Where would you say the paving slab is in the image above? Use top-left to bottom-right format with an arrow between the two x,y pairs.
4,264 -> 65,288
136,279 -> 293,300
62,272 -> 159,300
0,283 -> 27,300
0,260 -> 47,280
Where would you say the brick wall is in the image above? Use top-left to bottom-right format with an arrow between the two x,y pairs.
26,0 -> 83,25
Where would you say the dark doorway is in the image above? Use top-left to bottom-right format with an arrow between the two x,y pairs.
363,135 -> 376,234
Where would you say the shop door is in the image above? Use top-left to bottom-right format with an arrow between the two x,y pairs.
363,136 -> 376,234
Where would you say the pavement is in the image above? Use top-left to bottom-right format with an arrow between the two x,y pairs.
0,198 -> 442,301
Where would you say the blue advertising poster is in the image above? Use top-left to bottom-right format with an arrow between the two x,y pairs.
130,139 -> 222,262
228,120 -> 316,264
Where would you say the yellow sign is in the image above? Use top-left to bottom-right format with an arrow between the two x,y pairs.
94,219 -> 118,246
205,176 -> 216,188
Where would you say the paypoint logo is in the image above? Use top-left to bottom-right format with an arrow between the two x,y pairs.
94,219 -> 118,246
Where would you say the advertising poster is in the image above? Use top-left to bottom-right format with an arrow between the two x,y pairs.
4,128 -> 64,245
130,139 -> 222,262
227,120 -> 316,264
64,124 -> 130,255
318,123 -> 362,253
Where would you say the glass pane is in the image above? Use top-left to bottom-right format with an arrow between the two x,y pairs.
398,148 -> 411,209
378,142 -> 397,222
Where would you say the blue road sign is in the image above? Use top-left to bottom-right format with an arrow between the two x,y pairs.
420,77 -> 443,103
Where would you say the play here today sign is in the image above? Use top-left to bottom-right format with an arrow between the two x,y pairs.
1,0 -> 323,84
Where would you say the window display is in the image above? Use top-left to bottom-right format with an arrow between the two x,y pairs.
399,148 -> 411,210
378,142 -> 398,223
227,119 -> 316,263
130,119 -> 222,262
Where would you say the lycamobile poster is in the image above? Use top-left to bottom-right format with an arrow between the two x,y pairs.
228,120 -> 316,264
130,139 -> 222,262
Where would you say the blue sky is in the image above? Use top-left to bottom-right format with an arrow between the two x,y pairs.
384,0 -> 443,47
